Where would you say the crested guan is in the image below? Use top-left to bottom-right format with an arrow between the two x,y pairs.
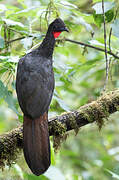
16,18 -> 68,176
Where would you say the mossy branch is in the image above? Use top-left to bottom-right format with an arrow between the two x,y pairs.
0,90 -> 119,168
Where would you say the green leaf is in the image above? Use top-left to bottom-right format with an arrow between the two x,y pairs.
74,17 -> 93,32
21,37 -> 33,50
5,5 -> 21,17
50,141 -> 55,166
105,9 -> 114,23
0,4 -> 7,12
13,164 -> 23,179
72,174 -> 79,180
44,166 -> 65,180
0,36 -> 5,48
106,169 -> 119,179
2,18 -> 24,27
93,9 -> 114,27
59,1 -> 77,9
93,12 -> 103,27
89,40 -> 105,47
54,96 -> 70,112
111,19 -> 119,38
17,0 -> 27,9
0,80 -> 18,114
15,6 -> 39,14
24,173 -> 49,180
92,2 -> 115,14
8,56 -> 19,63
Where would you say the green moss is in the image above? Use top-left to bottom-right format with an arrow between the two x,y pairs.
68,112 -> 79,134
0,129 -> 23,169
51,119 -> 66,136
51,119 -> 67,151
81,101 -> 106,130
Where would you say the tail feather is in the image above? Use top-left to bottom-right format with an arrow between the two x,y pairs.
23,112 -> 50,176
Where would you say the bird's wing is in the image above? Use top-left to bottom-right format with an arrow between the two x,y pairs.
16,54 -> 54,119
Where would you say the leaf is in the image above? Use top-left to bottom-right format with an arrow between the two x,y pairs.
93,12 -> 104,27
50,142 -> 55,166
105,169 -> 119,179
92,2 -> 115,14
8,56 -> 19,63
111,19 -> 119,38
0,80 -> 18,114
24,173 -> 49,180
0,36 -> 5,48
93,9 -> 114,27
72,174 -> 79,180
15,6 -> 39,14
13,164 -> 23,179
59,1 -> 77,9
89,40 -> 104,47
54,96 -> 70,112
74,17 -> 93,32
108,146 -> 119,155
2,18 -> 24,27
17,0 -> 27,9
0,4 -> 7,12
44,166 -> 65,180
105,9 -> 114,23
5,5 -> 21,17
21,37 -> 33,50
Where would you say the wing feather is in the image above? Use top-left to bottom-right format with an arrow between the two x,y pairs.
16,53 -> 54,119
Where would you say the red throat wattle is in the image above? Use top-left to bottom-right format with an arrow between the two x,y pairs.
53,32 -> 61,38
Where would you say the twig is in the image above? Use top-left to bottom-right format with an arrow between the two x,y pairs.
109,27 -> 112,52
8,28 -> 26,35
102,0 -> 109,90
7,36 -> 31,44
114,7 -> 119,20
108,28 -> 113,82
65,38 -> 119,59
4,22 -> 8,51
6,36 -> 119,59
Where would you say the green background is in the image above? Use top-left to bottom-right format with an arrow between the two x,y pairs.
0,0 -> 119,179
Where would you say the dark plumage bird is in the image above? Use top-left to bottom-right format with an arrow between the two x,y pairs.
16,18 -> 68,176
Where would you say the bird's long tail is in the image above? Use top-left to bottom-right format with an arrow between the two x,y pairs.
23,112 -> 50,176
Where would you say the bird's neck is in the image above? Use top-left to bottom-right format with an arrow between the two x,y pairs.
39,31 -> 55,59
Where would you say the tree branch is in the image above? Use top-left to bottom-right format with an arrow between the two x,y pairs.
0,90 -> 119,168
65,38 -> 119,59
109,27 -> 112,52
102,0 -> 109,90
6,36 -> 119,59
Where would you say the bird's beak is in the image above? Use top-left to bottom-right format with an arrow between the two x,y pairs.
63,27 -> 69,32
59,27 -> 69,32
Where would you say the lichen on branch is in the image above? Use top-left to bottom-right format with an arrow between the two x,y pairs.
0,90 -> 119,168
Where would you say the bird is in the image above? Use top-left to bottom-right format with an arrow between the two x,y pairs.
16,18 -> 69,176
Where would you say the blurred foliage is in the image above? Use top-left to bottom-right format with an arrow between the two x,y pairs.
0,0 -> 119,179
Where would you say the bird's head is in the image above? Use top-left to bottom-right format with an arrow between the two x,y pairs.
48,18 -> 69,39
